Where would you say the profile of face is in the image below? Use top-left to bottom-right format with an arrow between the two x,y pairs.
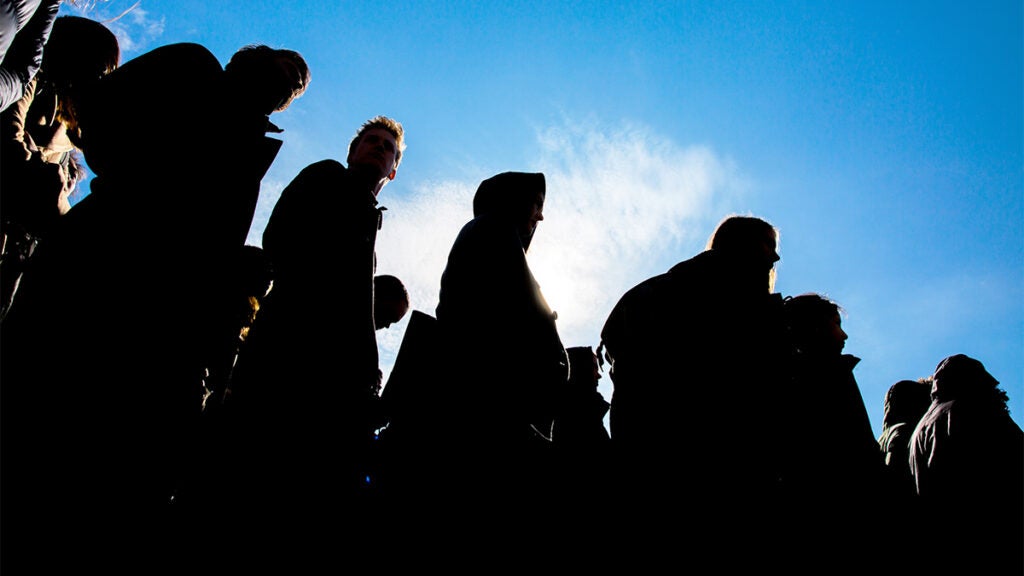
520,190 -> 545,239
823,312 -> 848,355
758,228 -> 781,271
348,127 -> 399,185
267,52 -> 308,112
588,350 -> 602,383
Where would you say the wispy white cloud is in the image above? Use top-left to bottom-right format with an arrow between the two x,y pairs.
66,3 -> 166,55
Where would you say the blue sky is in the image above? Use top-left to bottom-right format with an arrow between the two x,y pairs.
64,0 -> 1023,436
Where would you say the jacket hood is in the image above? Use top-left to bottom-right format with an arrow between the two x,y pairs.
471,171 -> 545,251
472,171 -> 545,218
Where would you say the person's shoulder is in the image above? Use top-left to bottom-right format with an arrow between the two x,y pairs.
121,42 -> 220,73
300,158 -> 346,174
93,43 -> 222,109
841,354 -> 861,370
668,250 -> 715,275
624,268 -> 676,301
287,159 -> 348,190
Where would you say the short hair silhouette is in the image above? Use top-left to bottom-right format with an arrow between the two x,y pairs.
42,15 -> 120,130
783,292 -> 845,352
347,115 -> 405,169
374,274 -> 409,330
882,378 -> 932,430
225,43 -> 310,115
705,214 -> 780,292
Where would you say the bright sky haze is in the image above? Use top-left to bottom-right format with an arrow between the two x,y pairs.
64,0 -> 1024,436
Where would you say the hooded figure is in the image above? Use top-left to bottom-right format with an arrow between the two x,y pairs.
402,171 -> 568,535
909,354 -> 1023,574
436,171 -> 567,442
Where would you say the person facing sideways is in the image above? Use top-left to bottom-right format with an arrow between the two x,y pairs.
775,292 -> 888,571
370,273 -> 409,414
222,115 -> 405,556
223,43 -> 309,138
552,345 -> 610,447
598,214 -> 788,562
388,171 -> 568,545
0,13 -> 119,321
909,354 -> 1023,575
0,40 -> 308,571
878,377 -> 932,499
548,344 -> 612,542
374,273 -> 410,330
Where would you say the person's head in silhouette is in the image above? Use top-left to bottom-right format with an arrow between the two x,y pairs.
783,293 -> 847,356
224,44 -> 310,120
41,15 -> 120,146
346,115 -> 405,196
882,378 -> 932,431
374,274 -> 409,330
930,354 -> 1009,412
567,345 -> 602,390
706,214 -> 780,292
472,171 -> 546,251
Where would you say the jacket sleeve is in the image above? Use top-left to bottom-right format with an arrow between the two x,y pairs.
0,0 -> 60,113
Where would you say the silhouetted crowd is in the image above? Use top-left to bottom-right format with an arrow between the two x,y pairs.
1,11 -> 1021,574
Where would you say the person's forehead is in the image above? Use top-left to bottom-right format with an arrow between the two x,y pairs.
361,127 -> 396,142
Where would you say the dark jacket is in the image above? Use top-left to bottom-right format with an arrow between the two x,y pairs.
600,248 -> 789,541
434,172 -> 568,447
0,43 -> 288,567
225,158 -> 385,526
909,355 -> 1023,574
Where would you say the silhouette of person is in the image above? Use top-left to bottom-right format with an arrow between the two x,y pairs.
374,273 -> 410,330
776,292 -> 887,570
878,378 -> 932,499
371,273 -> 409,398
373,307 -> 440,517
0,40 -> 309,571
398,171 -> 569,544
909,354 -> 1024,575
874,376 -> 934,571
549,344 -> 611,543
0,13 -> 119,320
599,214 -> 788,561
553,345 -> 610,447
0,0 -> 61,112
223,115 -> 405,553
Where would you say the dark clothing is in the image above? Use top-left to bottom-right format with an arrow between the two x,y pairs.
878,379 -> 932,503
599,249 -> 788,559
0,43 -> 284,570
878,421 -> 918,493
222,159 -> 385,545
552,380 -> 610,447
776,353 -> 887,569
548,347 -> 612,541
910,373 -> 1024,575
433,211 -> 568,507
434,211 -> 568,445
389,173 -> 568,538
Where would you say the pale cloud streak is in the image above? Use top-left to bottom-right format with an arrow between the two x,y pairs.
66,3 -> 166,54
